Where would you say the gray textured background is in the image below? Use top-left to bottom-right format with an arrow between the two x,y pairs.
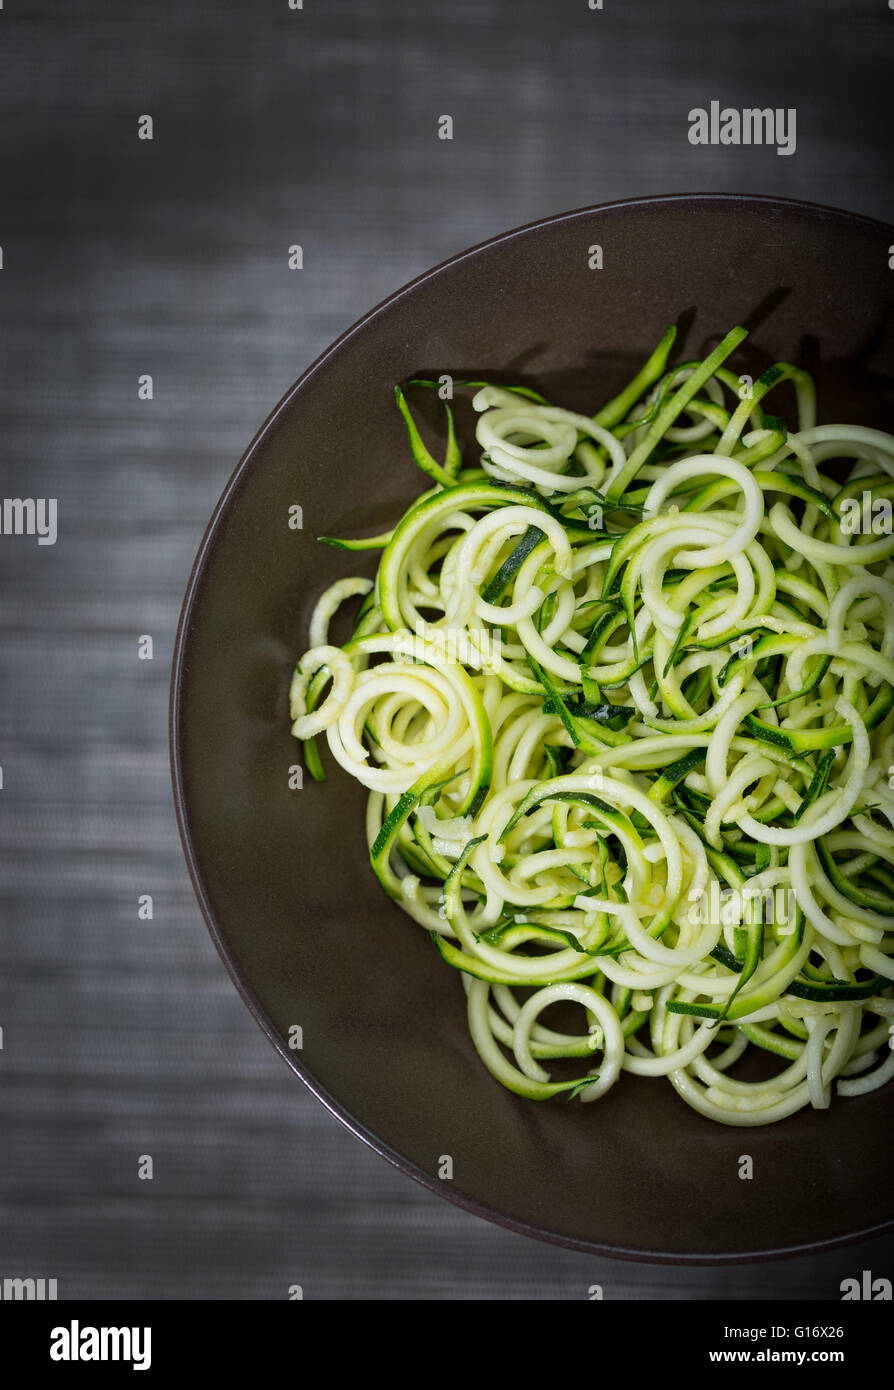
1,0 -> 892,1298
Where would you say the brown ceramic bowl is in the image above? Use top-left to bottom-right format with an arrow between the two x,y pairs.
171,194 -> 894,1262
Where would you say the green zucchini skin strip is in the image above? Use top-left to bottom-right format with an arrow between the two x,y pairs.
648,747 -> 706,803
393,384 -> 455,488
408,376 -> 550,405
815,839 -> 894,916
603,326 -> 748,501
319,531 -> 394,552
792,751 -> 835,824
744,683 -> 894,752
594,325 -> 678,429
480,525 -> 545,603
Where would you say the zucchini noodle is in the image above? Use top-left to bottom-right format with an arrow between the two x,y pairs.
290,326 -> 894,1126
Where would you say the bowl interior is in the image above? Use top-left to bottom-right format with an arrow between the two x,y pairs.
172,195 -> 894,1260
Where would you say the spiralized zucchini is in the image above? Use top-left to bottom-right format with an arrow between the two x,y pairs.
290,326 -> 894,1126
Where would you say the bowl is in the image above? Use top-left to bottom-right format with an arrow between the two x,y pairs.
171,193 -> 894,1262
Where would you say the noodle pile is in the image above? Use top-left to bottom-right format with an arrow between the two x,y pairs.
290,326 -> 894,1125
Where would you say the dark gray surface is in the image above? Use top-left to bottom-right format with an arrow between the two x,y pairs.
0,0 -> 891,1298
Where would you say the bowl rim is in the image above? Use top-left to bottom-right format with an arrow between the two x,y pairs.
170,191 -> 894,1266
